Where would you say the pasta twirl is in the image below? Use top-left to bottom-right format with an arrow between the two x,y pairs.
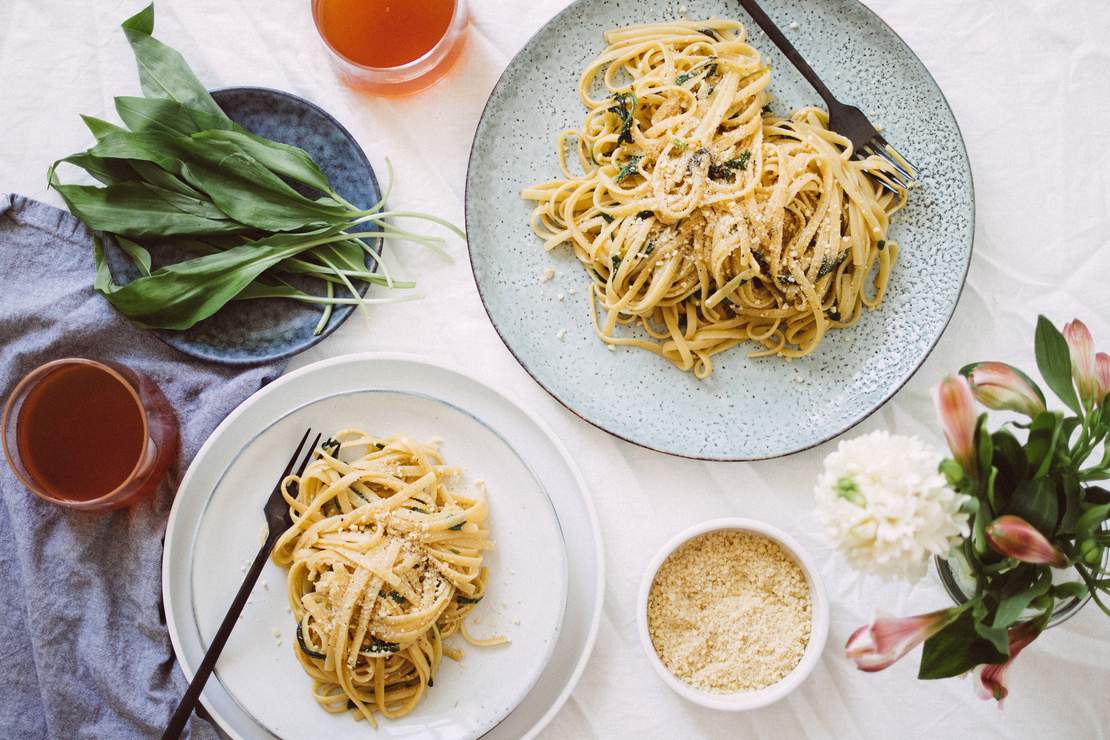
271,431 -> 504,725
522,20 -> 908,377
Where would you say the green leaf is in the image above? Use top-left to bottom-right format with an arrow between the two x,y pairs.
93,226 -> 348,329
81,115 -> 127,141
1007,477 -> 1059,535
991,429 -> 1027,482
972,501 -> 990,556
1024,411 -> 1062,477
976,414 -> 993,494
120,3 -> 232,125
120,2 -> 155,34
1051,581 -> 1089,600
1075,503 -> 1110,540
112,97 -> 343,204
129,160 -> 208,201
993,567 -> 1051,628
192,129 -> 340,199
89,131 -> 184,175
57,152 -> 135,186
984,466 -> 999,512
115,95 -> 203,137
919,609 -> 1009,679
974,619 -> 1011,656
173,136 -> 350,230
84,131 -> 350,231
1058,474 -> 1082,537
115,236 -> 153,276
49,167 -> 249,238
1035,315 -> 1080,413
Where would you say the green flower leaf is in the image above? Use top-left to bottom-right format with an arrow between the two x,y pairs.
1024,411 -> 1062,478
1035,315 -> 1080,413
1006,477 -> 1059,536
919,609 -> 1009,679
993,567 -> 1051,628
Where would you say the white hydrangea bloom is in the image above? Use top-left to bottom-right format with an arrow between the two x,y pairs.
815,430 -> 970,581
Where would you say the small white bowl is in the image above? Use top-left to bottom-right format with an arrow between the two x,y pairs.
636,517 -> 829,711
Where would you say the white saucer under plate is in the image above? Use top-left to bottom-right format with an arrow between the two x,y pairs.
162,354 -> 604,739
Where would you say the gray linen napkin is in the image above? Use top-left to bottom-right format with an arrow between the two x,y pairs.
0,194 -> 284,738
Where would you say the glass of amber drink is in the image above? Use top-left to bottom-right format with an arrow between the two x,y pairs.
311,0 -> 469,95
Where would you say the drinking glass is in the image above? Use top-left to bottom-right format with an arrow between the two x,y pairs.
311,0 -> 469,95
2,358 -> 179,511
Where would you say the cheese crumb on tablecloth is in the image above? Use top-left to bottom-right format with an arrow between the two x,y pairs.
647,530 -> 811,693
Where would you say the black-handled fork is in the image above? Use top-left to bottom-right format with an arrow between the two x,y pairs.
737,0 -> 919,191
162,428 -> 321,740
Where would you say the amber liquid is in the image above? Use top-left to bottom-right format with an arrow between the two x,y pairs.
16,364 -> 145,502
316,0 -> 456,68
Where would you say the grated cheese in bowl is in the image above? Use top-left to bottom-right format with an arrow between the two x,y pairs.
637,519 -> 829,711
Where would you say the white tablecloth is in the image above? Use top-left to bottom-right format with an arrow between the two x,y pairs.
4,0 -> 1109,737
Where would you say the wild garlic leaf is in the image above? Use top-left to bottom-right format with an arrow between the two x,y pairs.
194,129 -> 341,201
120,3 -> 232,126
81,115 -> 128,141
92,226 -> 349,329
115,96 -> 204,137
57,152 -> 135,186
50,171 -> 250,237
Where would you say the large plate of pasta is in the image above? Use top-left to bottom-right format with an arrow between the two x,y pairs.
162,355 -> 603,739
466,0 -> 973,459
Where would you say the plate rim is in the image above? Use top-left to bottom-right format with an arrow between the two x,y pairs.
153,85 -> 381,367
161,352 -> 605,739
463,0 -> 976,461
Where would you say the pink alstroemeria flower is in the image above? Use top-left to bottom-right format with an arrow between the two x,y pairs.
934,375 -> 977,475
986,515 -> 1067,567
1096,352 -> 1110,405
1064,319 -> 1099,405
964,362 -> 1046,418
974,621 -> 1041,705
845,609 -> 954,672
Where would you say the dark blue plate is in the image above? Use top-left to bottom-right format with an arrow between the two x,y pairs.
153,87 -> 380,365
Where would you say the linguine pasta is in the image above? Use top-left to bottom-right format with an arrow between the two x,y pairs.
522,19 -> 909,377
271,432 -> 504,725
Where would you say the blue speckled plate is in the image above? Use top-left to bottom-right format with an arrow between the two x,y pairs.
153,87 -> 380,365
466,0 -> 974,460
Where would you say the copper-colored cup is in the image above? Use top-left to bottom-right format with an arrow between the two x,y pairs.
2,358 -> 179,510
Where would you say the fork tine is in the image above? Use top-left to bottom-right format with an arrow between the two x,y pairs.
851,149 -> 904,194
872,133 -> 920,174
274,429 -> 312,492
867,145 -> 917,185
295,433 -> 323,477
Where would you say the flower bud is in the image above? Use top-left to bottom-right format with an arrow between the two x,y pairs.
986,515 -> 1066,567
846,609 -> 954,672
1079,539 -> 1103,567
974,621 -> 1040,704
1064,320 -> 1098,405
1096,352 -> 1110,406
963,362 -> 1046,417
934,375 -> 977,475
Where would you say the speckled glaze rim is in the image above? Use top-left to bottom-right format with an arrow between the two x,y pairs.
152,85 -> 380,367
464,0 -> 976,461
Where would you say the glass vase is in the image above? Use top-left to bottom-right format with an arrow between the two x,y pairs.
934,549 -> 1096,629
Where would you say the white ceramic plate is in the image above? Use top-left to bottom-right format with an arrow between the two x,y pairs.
466,0 -> 974,460
162,354 -> 604,739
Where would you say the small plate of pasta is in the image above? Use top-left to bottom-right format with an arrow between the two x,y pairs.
162,355 -> 601,740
